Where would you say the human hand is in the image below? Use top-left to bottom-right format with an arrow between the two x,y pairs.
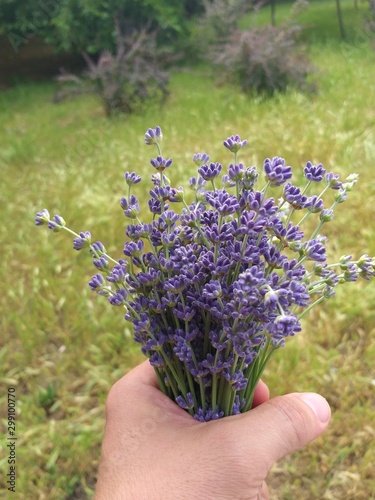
95,361 -> 331,499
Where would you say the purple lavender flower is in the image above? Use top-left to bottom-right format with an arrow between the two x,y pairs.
164,275 -> 188,293
304,161 -> 326,182
303,239 -> 326,262
270,219 -> 304,243
320,209 -> 334,222
109,289 -> 128,306
193,153 -> 210,166
283,183 -> 309,209
151,173 -> 170,187
73,231 -> 91,250
167,187 -> 184,203
240,166 -> 258,190
334,189 -> 348,204
264,157 -> 292,187
194,406 -> 224,422
176,393 -> 194,410
35,209 -> 50,226
204,222 -> 234,244
241,191 -> 277,217
159,210 -> 179,228
270,314 -> 301,339
90,241 -> 106,256
126,223 -> 153,240
325,172 -> 342,190
189,176 -> 206,192
223,370 -> 248,391
148,199 -> 168,214
123,240 -> 144,258
144,126 -> 162,145
343,264 -> 360,282
120,195 -> 140,219
48,214 -> 66,232
89,273 -> 106,292
221,174 -> 236,188
107,263 -> 127,284
150,156 -> 172,172
357,255 -> 375,280
306,195 -> 324,213
205,190 -> 240,215
93,256 -> 108,270
150,186 -> 175,203
228,163 -> 245,182
223,135 -> 247,153
202,281 -> 222,300
198,162 -> 223,181
288,281 -> 310,306
137,268 -> 162,287
124,172 -> 141,186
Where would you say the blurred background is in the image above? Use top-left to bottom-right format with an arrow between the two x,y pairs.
0,0 -> 374,498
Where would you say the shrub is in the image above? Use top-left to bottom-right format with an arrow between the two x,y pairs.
212,24 -> 316,95
54,24 -> 169,116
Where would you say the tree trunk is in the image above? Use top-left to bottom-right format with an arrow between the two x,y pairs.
270,0 -> 276,26
335,0 -> 346,40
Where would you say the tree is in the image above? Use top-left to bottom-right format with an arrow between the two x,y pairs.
335,0 -> 346,40
270,0 -> 276,26
0,0 -> 204,54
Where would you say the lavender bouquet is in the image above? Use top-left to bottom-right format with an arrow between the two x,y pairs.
35,126 -> 374,421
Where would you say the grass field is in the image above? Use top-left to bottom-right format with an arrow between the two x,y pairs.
1,1 -> 375,498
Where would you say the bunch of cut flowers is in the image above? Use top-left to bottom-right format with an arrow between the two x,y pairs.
35,126 -> 375,421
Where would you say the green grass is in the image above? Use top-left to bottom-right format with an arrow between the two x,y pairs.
1,5 -> 375,499
243,0 -> 372,44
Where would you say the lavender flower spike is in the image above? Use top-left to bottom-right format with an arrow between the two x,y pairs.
150,156 -> 172,172
193,153 -> 210,166
48,214 -> 66,232
304,161 -> 326,182
124,172 -> 141,186
198,162 -> 222,181
223,135 -> 248,153
73,231 -> 91,251
264,157 -> 292,187
144,126 -> 162,146
35,208 -> 50,226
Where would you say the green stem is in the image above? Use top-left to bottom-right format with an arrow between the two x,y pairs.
297,295 -> 326,321
243,339 -> 275,412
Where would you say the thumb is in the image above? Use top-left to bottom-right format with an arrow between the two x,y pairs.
239,393 -> 331,474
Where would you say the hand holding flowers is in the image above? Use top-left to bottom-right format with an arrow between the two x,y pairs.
35,126 -> 375,420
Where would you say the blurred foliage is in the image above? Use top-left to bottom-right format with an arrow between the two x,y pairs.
212,24 -> 315,95
187,0 -> 249,59
54,25 -> 169,116
0,0 -> 204,54
202,1 -> 315,95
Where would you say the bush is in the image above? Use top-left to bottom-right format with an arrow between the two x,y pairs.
54,25 -> 169,116
212,24 -> 316,95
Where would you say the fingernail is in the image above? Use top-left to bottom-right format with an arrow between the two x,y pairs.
298,393 -> 331,424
